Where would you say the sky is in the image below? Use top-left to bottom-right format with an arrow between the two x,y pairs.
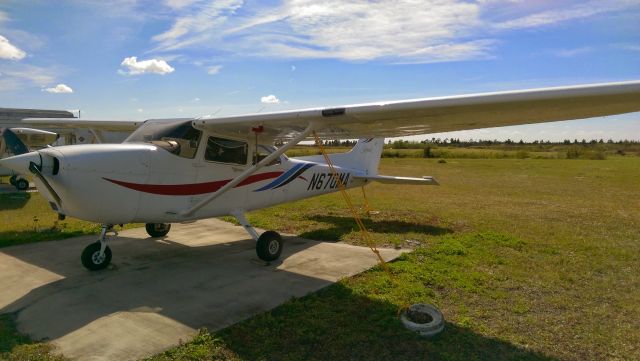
0,0 -> 639,142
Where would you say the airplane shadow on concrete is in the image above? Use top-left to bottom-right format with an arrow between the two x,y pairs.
0,223 -> 555,360
299,214 -> 453,241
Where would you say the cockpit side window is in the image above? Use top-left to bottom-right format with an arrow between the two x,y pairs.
205,137 -> 248,165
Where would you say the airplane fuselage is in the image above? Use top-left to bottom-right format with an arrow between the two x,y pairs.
29,143 -> 366,224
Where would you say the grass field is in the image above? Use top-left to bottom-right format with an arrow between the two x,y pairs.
1,156 -> 639,360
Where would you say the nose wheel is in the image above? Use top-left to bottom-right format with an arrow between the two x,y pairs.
81,241 -> 112,270
81,224 -> 115,271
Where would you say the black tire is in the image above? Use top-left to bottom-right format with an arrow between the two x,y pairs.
81,241 -> 112,271
15,178 -> 29,191
145,223 -> 171,237
256,231 -> 283,262
9,175 -> 17,185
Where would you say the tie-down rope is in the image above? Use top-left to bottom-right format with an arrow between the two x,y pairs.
312,132 -> 390,275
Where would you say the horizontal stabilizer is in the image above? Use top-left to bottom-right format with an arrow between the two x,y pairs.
354,174 -> 439,185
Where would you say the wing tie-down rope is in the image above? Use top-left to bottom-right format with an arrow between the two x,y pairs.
312,131 -> 391,275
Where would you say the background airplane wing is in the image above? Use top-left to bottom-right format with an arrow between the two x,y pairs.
21,118 -> 142,132
193,80 -> 640,139
0,107 -> 75,121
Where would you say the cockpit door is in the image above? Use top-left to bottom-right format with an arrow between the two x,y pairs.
191,134 -> 251,214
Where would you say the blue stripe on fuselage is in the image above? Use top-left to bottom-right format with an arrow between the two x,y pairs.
254,163 -> 304,191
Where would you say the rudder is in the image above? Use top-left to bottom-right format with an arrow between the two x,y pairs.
329,138 -> 384,176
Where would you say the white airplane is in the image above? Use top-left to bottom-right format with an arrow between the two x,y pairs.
2,81 -> 639,271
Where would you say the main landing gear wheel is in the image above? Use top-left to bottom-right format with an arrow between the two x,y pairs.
256,231 -> 283,262
9,175 -> 17,185
145,223 -> 171,237
81,241 -> 112,271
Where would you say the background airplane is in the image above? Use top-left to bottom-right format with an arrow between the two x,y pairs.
0,108 -> 73,189
1,80 -> 639,271
0,127 -> 59,189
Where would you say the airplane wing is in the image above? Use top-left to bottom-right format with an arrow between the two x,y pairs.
0,107 -> 75,121
21,118 -> 142,132
193,80 -> 640,139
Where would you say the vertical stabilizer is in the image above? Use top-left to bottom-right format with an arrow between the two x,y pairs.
326,138 -> 385,175
0,128 -> 29,156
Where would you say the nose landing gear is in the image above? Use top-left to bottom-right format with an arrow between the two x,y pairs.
81,224 -> 115,271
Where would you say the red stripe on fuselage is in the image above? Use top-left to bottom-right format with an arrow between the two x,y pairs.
103,171 -> 284,196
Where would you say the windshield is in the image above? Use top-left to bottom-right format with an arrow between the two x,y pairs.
125,120 -> 202,158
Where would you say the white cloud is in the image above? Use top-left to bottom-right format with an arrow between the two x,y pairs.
147,0 -> 639,64
152,0 -> 244,51
165,0 -> 199,9
120,56 -> 175,75
553,46 -> 593,58
260,94 -> 280,104
0,35 -> 26,60
616,43 -> 640,51
207,65 -> 222,74
44,84 -> 74,93
0,63 -> 56,91
153,1 -> 491,63
137,108 -> 144,113
493,1 -> 636,30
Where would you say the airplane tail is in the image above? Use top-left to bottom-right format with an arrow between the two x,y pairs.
330,138 -> 385,175
0,128 -> 29,156
295,138 -> 384,175
342,138 -> 440,186
294,138 -> 385,175
296,138 -> 438,186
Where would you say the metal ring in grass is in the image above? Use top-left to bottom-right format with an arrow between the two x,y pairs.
400,303 -> 445,337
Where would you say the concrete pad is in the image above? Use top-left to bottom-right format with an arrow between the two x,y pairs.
0,219 -> 404,361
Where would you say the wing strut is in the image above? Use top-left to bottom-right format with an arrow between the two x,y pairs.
88,128 -> 105,143
179,122 -> 316,217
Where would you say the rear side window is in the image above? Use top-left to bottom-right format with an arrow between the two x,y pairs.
205,137 -> 248,165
